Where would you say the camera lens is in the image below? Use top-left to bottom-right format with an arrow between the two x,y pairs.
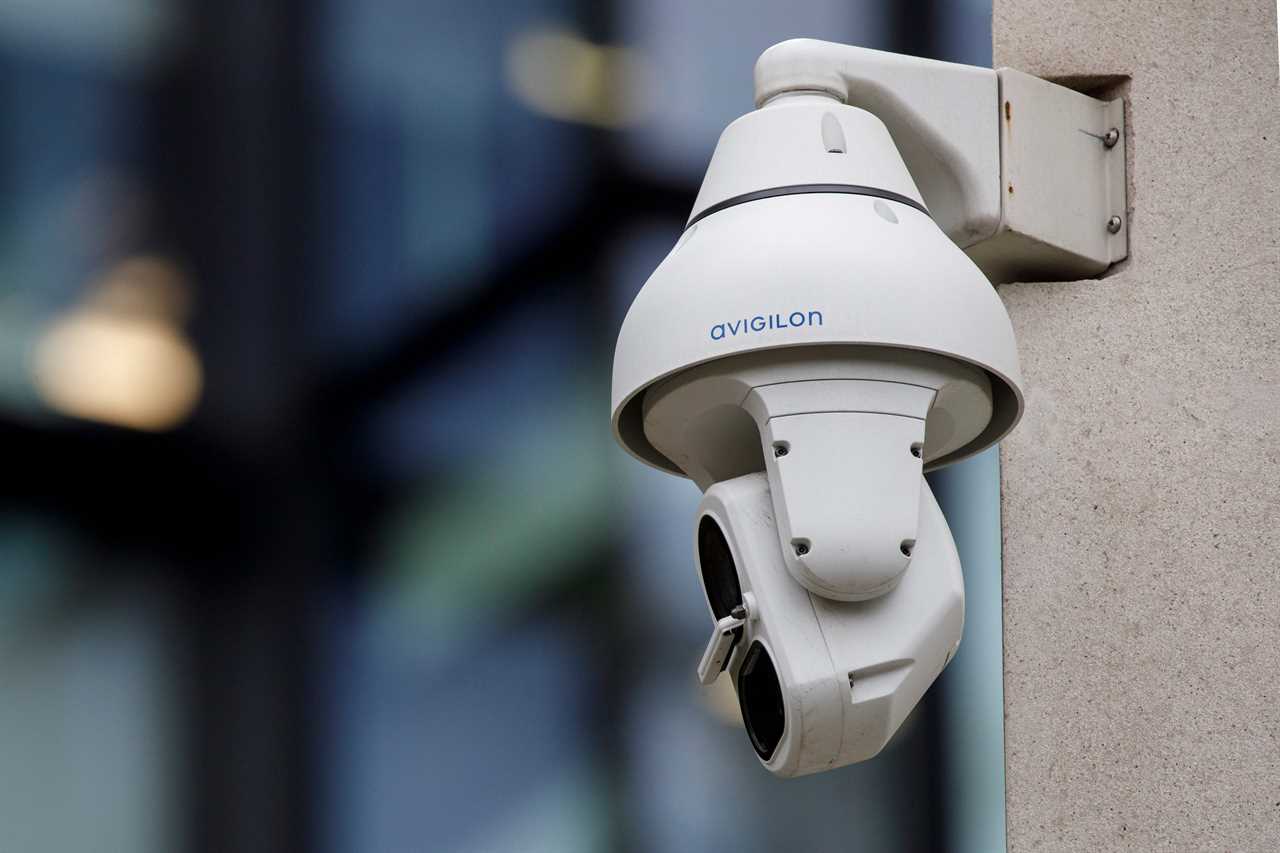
696,515 -> 743,619
737,641 -> 785,761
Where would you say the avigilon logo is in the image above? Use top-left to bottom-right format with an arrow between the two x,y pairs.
710,310 -> 823,341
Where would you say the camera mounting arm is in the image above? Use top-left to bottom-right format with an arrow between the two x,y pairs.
754,39 -> 1128,283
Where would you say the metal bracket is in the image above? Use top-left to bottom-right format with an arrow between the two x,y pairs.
754,40 -> 1130,283
965,69 -> 1129,283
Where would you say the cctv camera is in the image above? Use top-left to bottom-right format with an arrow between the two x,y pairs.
612,38 -> 1120,774
695,471 -> 963,776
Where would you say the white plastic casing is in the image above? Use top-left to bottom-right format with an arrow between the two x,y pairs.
609,39 -> 1036,773
688,94 -> 928,224
751,40 -> 1001,249
643,348 -> 992,600
752,39 -> 1129,281
610,99 -> 1024,475
700,472 -> 963,777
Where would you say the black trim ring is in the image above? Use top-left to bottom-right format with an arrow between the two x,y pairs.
685,183 -> 930,230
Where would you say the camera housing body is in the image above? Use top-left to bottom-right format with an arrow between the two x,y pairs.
612,40 -> 1122,774
698,472 -> 963,776
644,346 -> 994,602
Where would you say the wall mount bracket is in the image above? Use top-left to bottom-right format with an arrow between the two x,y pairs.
755,40 -> 1128,283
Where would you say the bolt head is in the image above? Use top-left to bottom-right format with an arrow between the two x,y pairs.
1107,215 -> 1123,234
1103,127 -> 1120,148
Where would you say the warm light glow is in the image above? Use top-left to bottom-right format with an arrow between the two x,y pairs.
34,311 -> 202,431
32,256 -> 202,431
505,28 -> 652,128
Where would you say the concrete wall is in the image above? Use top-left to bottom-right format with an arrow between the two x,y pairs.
993,2 -> 1280,850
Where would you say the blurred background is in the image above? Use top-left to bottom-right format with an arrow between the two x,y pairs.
0,1 -> 1006,851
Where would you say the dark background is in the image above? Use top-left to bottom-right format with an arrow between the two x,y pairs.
0,2 -> 998,851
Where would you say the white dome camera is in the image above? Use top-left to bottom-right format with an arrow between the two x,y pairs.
611,40 -> 1127,775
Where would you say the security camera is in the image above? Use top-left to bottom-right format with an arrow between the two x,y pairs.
611,40 -> 1126,775
695,472 -> 964,774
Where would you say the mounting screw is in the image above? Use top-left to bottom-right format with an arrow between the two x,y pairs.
1102,127 -> 1120,148
1107,215 -> 1123,234
773,443 -> 789,458
794,543 -> 809,556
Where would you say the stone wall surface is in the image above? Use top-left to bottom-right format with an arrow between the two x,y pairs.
993,1 -> 1280,850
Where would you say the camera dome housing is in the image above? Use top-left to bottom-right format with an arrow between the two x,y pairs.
611,96 -> 1024,479
613,95 -> 1024,603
